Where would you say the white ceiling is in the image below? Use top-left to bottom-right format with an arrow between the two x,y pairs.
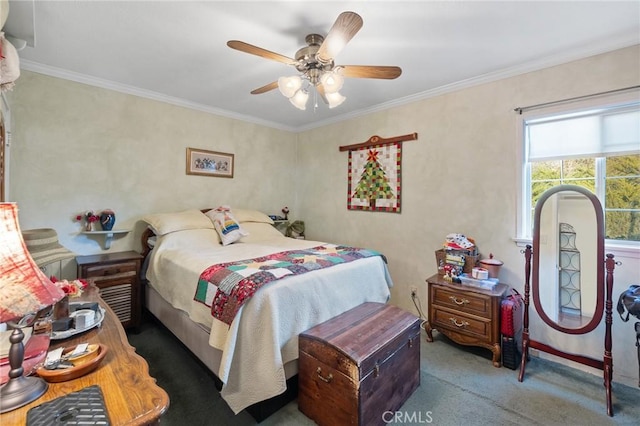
4,1 -> 640,132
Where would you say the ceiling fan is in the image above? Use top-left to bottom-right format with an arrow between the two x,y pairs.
227,11 -> 402,110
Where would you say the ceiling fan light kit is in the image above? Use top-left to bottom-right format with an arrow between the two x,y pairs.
227,11 -> 401,111
320,71 -> 344,93
325,91 -> 346,109
289,89 -> 309,110
277,75 -> 302,98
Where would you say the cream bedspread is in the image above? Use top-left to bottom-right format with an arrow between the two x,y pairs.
145,228 -> 393,413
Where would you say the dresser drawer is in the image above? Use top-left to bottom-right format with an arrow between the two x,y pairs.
431,284 -> 492,318
81,261 -> 138,279
431,306 -> 492,341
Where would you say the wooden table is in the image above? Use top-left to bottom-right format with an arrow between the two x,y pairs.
0,294 -> 169,425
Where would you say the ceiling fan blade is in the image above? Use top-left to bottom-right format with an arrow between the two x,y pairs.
316,11 -> 363,63
227,40 -> 296,65
339,65 -> 402,79
251,81 -> 279,95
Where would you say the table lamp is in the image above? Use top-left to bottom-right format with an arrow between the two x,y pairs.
0,203 -> 65,413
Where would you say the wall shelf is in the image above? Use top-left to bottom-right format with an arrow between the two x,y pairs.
81,230 -> 130,249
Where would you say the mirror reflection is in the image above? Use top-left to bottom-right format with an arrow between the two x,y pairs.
537,190 -> 598,329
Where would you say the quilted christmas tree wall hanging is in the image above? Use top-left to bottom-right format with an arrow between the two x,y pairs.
340,133 -> 417,213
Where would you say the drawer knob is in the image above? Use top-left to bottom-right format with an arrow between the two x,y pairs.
449,317 -> 470,328
316,367 -> 333,383
449,295 -> 470,305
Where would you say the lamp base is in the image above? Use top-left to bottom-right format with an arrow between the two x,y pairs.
0,374 -> 48,413
0,324 -> 48,413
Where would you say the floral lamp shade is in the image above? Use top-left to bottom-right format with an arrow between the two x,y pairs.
0,203 -> 65,323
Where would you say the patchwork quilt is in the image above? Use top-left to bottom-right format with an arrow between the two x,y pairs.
194,244 -> 384,325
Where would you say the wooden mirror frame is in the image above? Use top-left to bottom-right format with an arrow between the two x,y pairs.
532,185 -> 605,334
519,184 -> 617,417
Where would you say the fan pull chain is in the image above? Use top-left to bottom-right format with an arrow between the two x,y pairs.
313,88 -> 319,112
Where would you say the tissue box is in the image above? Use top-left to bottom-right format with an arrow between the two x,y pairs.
73,310 -> 96,329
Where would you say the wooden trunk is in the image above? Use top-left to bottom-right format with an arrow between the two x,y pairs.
298,302 -> 420,426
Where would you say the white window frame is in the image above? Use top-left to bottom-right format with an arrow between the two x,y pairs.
515,90 -> 640,258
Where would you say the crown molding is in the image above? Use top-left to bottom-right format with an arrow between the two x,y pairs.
19,34 -> 639,134
18,60 -> 296,133
295,36 -> 640,132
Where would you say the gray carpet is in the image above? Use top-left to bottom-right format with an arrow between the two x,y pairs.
126,313 -> 640,425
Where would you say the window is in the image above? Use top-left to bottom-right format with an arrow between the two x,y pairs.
518,91 -> 640,245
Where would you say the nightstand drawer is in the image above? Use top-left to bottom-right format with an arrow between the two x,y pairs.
431,306 -> 491,341
81,261 -> 138,279
432,284 -> 492,318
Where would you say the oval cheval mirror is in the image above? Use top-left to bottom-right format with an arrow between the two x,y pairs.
519,185 -> 618,417
534,186 -> 605,333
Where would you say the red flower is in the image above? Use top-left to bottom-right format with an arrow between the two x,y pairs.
76,210 -> 100,224
52,279 -> 88,297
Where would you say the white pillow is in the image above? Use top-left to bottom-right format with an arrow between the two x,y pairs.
205,206 -> 248,245
143,209 -> 214,236
232,208 -> 274,224
238,222 -> 285,243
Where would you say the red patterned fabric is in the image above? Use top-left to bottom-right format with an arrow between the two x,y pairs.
0,203 -> 65,322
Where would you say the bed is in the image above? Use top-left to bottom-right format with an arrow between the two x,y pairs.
139,207 -> 393,419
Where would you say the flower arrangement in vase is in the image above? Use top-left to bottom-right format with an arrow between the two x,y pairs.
51,277 -> 89,298
76,210 -> 100,231
50,277 -> 90,319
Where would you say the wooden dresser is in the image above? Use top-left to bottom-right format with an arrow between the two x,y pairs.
425,274 -> 508,367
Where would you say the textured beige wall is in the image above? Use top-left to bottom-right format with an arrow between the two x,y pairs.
6,45 -> 639,387
296,45 -> 640,386
8,71 -> 297,256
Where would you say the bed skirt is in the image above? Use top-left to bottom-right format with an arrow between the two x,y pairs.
144,284 -> 299,421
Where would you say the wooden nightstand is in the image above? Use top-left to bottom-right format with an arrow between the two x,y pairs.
76,251 -> 143,329
425,274 -> 508,367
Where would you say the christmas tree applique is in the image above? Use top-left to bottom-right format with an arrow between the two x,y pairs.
351,149 -> 395,209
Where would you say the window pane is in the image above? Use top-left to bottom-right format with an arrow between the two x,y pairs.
531,181 -> 555,208
569,179 -> 596,193
562,158 -> 595,179
605,155 -> 640,241
606,154 -> 640,177
531,160 -> 561,180
605,211 -> 640,241
606,177 -> 640,208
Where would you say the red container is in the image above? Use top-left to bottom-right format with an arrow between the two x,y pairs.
501,289 -> 523,337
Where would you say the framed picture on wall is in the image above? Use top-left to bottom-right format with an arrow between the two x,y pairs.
186,148 -> 234,178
